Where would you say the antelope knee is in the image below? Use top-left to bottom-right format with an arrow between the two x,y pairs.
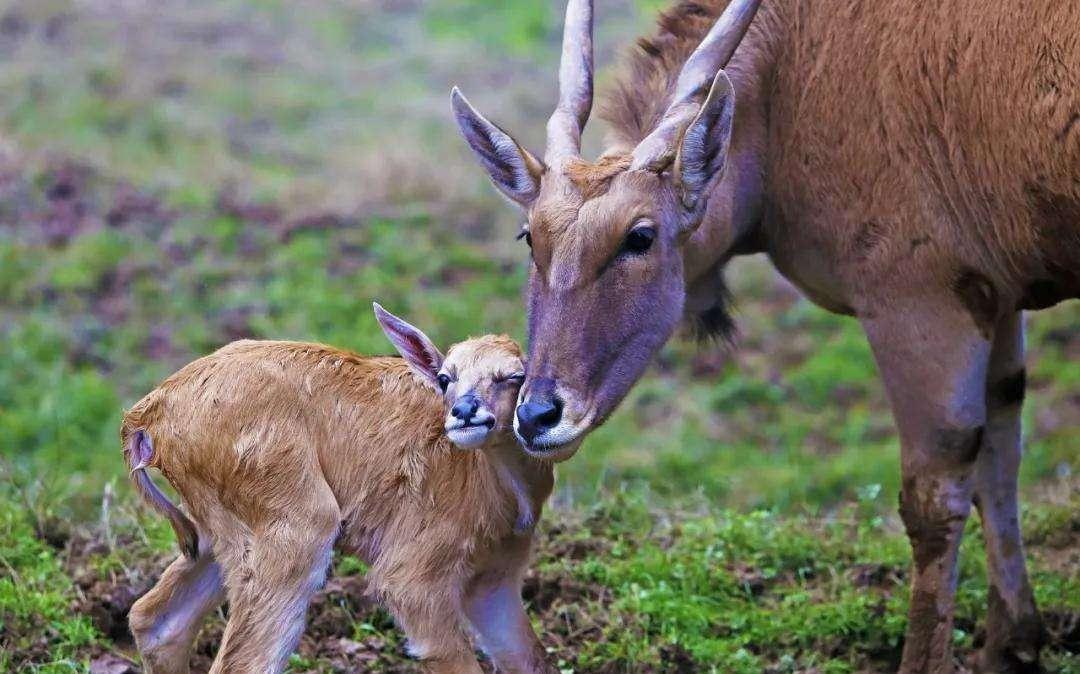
897,476 -> 971,573
931,423 -> 985,467
405,636 -> 469,665
129,594 -> 162,647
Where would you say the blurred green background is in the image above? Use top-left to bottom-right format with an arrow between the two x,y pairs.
0,0 -> 1073,514
0,2 -> 1076,672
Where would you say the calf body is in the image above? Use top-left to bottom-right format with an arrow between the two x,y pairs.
125,331 -> 555,674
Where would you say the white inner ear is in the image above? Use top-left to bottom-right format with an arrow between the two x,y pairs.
490,133 -> 537,198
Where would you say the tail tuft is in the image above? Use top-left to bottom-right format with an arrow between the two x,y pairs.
125,429 -> 200,559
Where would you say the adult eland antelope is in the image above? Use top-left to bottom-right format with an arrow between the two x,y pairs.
452,0 -> 1078,671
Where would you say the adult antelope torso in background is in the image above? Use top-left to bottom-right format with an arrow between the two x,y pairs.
453,1 -> 1079,673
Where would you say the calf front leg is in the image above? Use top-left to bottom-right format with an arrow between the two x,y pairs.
464,535 -> 556,674
861,291 -> 994,674
373,553 -> 482,674
973,311 -> 1045,673
129,549 -> 225,674
385,592 -> 482,674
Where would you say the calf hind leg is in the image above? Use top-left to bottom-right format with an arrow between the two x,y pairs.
208,507 -> 340,674
129,550 -> 225,674
973,312 -> 1045,673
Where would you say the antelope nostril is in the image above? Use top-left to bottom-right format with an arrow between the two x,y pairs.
515,396 -> 563,443
451,396 -> 479,421
538,397 -> 562,427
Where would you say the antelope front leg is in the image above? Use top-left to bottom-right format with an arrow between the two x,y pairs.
973,311 -> 1045,673
379,574 -> 482,674
129,550 -> 225,674
861,291 -> 994,674
391,600 -> 482,674
464,536 -> 556,674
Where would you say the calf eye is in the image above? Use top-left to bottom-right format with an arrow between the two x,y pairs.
436,373 -> 451,392
623,225 -> 655,255
507,372 -> 525,384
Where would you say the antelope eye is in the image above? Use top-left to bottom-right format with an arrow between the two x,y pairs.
436,373 -> 451,392
623,225 -> 656,255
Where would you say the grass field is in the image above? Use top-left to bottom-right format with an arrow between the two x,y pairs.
0,1 -> 1076,671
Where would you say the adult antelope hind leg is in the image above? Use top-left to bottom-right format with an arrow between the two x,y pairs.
973,311 -> 1045,673
129,549 -> 225,674
861,288 -> 995,674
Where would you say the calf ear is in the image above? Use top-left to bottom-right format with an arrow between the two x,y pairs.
373,303 -> 444,385
452,87 -> 544,208
674,71 -> 736,214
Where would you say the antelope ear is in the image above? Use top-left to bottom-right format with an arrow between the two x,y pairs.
674,71 -> 736,214
452,87 -> 544,208
373,302 -> 444,385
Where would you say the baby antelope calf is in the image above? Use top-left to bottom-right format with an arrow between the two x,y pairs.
124,304 -> 555,674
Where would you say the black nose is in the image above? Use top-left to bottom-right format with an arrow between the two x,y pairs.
515,397 -> 563,444
451,395 -> 480,422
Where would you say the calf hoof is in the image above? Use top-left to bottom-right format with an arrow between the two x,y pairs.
136,651 -> 192,674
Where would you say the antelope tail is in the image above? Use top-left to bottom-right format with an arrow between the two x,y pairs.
124,428 -> 199,559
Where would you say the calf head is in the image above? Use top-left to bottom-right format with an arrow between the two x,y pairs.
374,303 -> 525,449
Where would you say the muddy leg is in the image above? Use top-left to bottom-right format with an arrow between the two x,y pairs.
862,295 -> 993,674
974,311 -> 1045,673
129,549 -> 225,674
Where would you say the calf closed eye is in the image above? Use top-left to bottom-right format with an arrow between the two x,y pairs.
497,372 -> 526,384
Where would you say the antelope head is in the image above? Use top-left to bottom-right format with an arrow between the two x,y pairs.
374,303 -> 525,450
453,0 -> 761,460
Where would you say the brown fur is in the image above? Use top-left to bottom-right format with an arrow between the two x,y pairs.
564,154 -> 633,199
603,0 -> 1080,308
457,1 -> 1076,671
602,1 -> 731,149
125,338 -> 555,674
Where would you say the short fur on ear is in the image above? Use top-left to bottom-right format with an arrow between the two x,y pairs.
674,71 -> 736,214
451,87 -> 544,208
373,302 -> 444,386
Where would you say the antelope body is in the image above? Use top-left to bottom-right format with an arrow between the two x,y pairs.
124,306 -> 555,674
453,0 -> 1078,672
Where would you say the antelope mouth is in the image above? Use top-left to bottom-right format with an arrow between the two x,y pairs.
516,409 -> 594,462
521,435 -> 584,462
446,417 -> 496,449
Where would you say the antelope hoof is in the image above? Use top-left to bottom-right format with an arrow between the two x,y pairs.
973,643 -> 1045,674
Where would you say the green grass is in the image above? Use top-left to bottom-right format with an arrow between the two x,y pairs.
2,479 -> 1076,673
0,493 -> 98,673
